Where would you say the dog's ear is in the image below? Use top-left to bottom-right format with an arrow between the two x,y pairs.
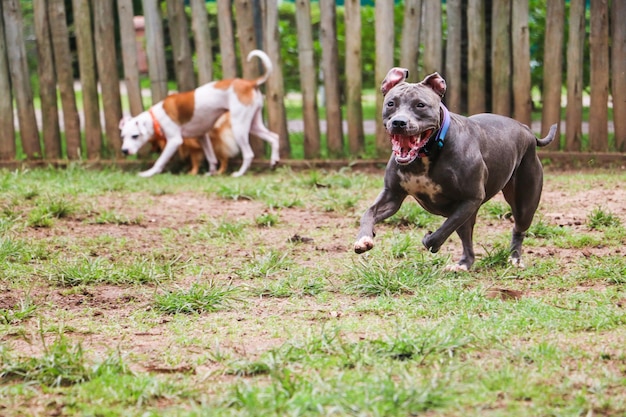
421,72 -> 447,98
119,116 -> 130,130
381,67 -> 409,96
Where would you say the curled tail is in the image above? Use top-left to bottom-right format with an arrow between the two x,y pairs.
537,123 -> 558,147
247,50 -> 273,86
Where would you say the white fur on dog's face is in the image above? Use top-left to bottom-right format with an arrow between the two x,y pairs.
120,117 -> 151,156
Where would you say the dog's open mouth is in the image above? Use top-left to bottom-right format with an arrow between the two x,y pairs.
390,128 -> 435,164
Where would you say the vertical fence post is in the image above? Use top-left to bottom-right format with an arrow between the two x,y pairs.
73,0 -> 102,159
94,0 -> 123,157
190,0 -> 214,85
422,1 -> 442,77
142,0 -> 168,103
467,0 -> 486,114
48,0 -> 81,159
612,0 -> 626,152
374,0 -> 394,156
565,0 -> 585,151
0,2 -> 14,161
320,0 -> 343,157
34,0 -> 62,159
235,0 -> 266,158
295,0 -> 321,159
117,0 -> 144,117
541,0 -> 564,148
445,0 -> 462,113
3,0 -> 40,159
264,0 -> 290,158
217,0 -> 237,79
400,0 -> 422,83
167,1 -> 196,92
491,0 -> 512,116
512,0 -> 531,127
589,0 -> 609,152
344,0 -> 364,155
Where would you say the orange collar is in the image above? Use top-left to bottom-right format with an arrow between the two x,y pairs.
148,108 -> 165,141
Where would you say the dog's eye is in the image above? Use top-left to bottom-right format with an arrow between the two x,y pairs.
131,134 -> 139,139
416,102 -> 425,108
386,100 -> 395,108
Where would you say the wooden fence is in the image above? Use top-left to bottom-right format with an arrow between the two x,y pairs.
0,0 -> 623,166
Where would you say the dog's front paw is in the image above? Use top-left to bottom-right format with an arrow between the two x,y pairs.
138,169 -> 158,178
354,236 -> 374,254
443,263 -> 469,273
422,232 -> 440,253
509,257 -> 525,268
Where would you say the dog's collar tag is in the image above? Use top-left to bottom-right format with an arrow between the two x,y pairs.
437,104 -> 451,149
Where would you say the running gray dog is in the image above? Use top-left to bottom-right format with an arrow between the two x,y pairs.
354,68 -> 557,271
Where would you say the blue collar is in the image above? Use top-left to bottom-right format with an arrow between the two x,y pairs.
435,104 -> 451,149
418,104 -> 451,158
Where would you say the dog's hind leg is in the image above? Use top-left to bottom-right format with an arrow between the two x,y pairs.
199,134 -> 218,175
501,155 -> 544,267
229,114 -> 256,177
249,110 -> 280,168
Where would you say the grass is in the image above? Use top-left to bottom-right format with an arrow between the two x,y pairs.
0,166 -> 625,416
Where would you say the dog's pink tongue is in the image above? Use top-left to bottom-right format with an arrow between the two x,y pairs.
391,135 -> 416,158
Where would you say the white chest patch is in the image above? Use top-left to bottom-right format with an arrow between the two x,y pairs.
398,171 -> 442,201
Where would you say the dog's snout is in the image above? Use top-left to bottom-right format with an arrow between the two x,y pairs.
121,148 -> 129,156
391,117 -> 408,129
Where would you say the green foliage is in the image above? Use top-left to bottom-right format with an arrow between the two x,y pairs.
587,207 -> 622,230
47,256 -> 185,287
154,281 -> 237,314
1,334 -> 128,388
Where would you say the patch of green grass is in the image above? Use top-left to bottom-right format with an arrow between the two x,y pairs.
154,281 -> 238,314
554,232 -> 604,249
88,210 -> 143,225
249,273 -> 326,298
27,196 -> 76,228
47,256 -> 185,287
255,211 -> 280,227
345,255 -> 445,296
573,255 -> 626,284
588,207 -> 622,230
0,296 -> 37,324
481,201 -> 512,220
1,334 -> 127,388
236,249 -> 294,280
192,216 -> 249,240
475,243 -> 512,269
528,218 -> 567,238
385,202 -> 439,229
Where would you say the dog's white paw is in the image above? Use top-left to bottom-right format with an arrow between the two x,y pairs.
443,264 -> 469,273
138,169 -> 158,178
231,171 -> 244,178
354,236 -> 374,254
509,257 -> 525,268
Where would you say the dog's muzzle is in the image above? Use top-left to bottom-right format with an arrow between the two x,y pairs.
388,118 -> 435,164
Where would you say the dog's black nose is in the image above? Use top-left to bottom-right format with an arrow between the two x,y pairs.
121,149 -> 129,156
391,117 -> 408,129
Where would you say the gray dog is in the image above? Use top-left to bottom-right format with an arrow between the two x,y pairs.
354,68 -> 557,271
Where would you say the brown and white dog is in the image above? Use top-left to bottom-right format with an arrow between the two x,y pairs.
120,50 -> 279,177
150,112 -> 238,175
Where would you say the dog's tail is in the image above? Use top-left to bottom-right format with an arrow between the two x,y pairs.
247,50 -> 273,86
536,123 -> 558,147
